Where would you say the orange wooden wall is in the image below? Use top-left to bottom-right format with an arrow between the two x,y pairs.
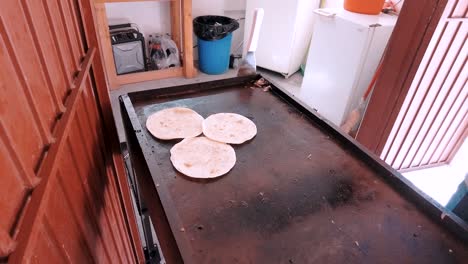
0,0 -> 141,262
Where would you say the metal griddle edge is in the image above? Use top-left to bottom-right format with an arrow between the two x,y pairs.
119,75 -> 468,263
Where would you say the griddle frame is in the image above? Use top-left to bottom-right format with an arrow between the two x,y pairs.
120,75 -> 468,263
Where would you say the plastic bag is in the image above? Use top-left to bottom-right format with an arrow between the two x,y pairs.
148,34 -> 180,70
193,16 -> 239,41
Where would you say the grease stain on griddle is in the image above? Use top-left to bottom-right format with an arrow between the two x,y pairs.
196,172 -> 377,239
233,185 -> 324,235
128,78 -> 468,262
326,179 -> 354,208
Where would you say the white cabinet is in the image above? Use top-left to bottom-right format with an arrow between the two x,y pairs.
244,0 -> 320,78
301,8 -> 397,126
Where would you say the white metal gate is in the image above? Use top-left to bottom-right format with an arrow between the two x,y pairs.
382,0 -> 467,171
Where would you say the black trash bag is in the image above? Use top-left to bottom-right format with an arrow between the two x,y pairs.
193,16 -> 239,41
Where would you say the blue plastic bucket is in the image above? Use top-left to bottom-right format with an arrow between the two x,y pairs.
197,33 -> 232,75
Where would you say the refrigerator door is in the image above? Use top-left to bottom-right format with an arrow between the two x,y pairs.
344,24 -> 394,117
245,0 -> 298,74
244,0 -> 319,76
301,9 -> 373,126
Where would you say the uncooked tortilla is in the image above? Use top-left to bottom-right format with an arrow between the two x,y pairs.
146,107 -> 204,140
170,137 -> 236,178
202,113 -> 257,144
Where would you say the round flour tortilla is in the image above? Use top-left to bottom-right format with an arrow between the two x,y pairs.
202,113 -> 257,144
170,137 -> 236,178
146,107 -> 204,140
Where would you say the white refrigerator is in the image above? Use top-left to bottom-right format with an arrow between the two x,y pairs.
300,8 -> 397,126
244,0 -> 320,78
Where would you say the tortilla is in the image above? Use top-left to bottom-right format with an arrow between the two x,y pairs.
146,107 -> 204,140
202,113 -> 257,144
170,137 -> 236,178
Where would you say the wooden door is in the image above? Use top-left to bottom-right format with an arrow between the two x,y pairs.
0,0 -> 143,262
356,0 -> 448,152
381,0 -> 467,171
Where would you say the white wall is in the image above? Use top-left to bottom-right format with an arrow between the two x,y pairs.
394,0 -> 404,13
106,0 -> 247,59
106,2 -> 171,36
105,0 -> 402,61
191,0 -> 246,56
322,0 -> 344,8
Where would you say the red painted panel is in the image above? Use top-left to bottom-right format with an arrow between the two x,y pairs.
66,135 -> 112,263
73,96 -> 127,263
43,175 -> 94,263
0,28 -> 44,175
0,0 -> 140,261
23,0 -> 69,104
0,2 -> 57,136
0,141 -> 27,233
29,225 -> 66,264
43,0 -> 76,88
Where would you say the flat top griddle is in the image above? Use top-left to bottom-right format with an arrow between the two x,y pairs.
121,76 -> 468,264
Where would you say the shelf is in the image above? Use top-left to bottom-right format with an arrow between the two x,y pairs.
94,0 -> 195,90
116,67 -> 183,85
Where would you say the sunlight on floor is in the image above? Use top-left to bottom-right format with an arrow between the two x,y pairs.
403,139 -> 468,206
404,165 -> 466,206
